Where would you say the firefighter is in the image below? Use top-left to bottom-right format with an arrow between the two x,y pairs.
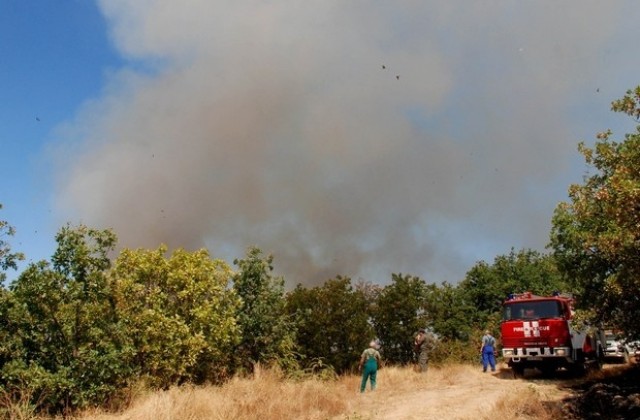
359,340 -> 382,392
414,328 -> 435,373
480,330 -> 496,372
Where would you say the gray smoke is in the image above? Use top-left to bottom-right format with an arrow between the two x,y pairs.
54,1 -> 635,285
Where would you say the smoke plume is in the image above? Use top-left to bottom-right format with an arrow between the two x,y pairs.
55,1 -> 632,285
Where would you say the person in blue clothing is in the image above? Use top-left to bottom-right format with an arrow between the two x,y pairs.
480,330 -> 496,372
359,340 -> 382,392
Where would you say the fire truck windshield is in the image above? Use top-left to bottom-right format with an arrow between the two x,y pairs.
502,300 -> 563,321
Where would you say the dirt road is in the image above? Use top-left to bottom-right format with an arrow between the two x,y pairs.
343,364 -> 570,420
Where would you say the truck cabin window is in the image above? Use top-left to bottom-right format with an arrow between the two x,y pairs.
502,300 -> 563,321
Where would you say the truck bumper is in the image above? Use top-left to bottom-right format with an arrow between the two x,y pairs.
502,346 -> 571,358
503,347 -> 573,369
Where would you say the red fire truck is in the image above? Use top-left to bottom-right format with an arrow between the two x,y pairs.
500,292 -> 604,376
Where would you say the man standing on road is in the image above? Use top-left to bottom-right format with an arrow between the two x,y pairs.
414,328 -> 435,373
480,330 -> 496,372
359,340 -> 382,392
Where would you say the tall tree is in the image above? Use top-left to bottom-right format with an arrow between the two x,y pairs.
551,86 -> 640,337
371,273 -> 430,364
459,248 -> 567,327
232,247 -> 296,372
424,282 -> 474,341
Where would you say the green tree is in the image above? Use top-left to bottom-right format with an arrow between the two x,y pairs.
424,282 -> 473,341
371,274 -> 430,364
286,277 -> 372,373
0,204 -> 24,282
51,224 -> 115,282
459,248 -> 567,328
110,246 -> 240,386
550,86 -> 640,337
232,247 -> 296,372
0,225 -> 131,411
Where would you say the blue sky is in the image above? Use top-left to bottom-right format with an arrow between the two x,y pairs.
2,2 -> 640,286
1,1 -> 122,274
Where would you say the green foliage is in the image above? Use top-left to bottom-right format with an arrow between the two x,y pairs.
424,282 -> 474,341
0,212 -> 586,415
0,226 -> 132,412
371,274 -> 430,364
429,335 -> 482,365
111,246 -> 240,386
285,276 -> 373,373
459,249 -> 567,327
0,227 -> 241,412
551,86 -> 640,337
0,204 -> 24,283
51,224 -> 116,281
232,247 -> 297,373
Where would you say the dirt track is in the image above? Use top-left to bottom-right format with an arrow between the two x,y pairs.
344,363 -> 571,420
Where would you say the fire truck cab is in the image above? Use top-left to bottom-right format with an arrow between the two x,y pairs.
500,292 -> 604,376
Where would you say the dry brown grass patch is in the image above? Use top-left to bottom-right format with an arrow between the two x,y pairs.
55,363 -> 571,420
482,386 -> 559,420
76,367 -> 350,420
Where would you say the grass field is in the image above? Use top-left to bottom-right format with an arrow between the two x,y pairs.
67,365 -> 560,420
7,364 -> 567,420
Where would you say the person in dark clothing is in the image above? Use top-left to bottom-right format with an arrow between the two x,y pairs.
414,328 -> 436,373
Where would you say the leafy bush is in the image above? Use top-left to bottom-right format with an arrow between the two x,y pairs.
429,334 -> 486,366
111,246 -> 241,386
232,247 -> 297,374
286,277 -> 373,373
0,227 -> 241,413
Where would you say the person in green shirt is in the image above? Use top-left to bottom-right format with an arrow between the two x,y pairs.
359,340 -> 382,392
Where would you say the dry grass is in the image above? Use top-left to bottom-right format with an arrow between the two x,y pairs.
31,364 -> 565,420
75,366 -> 352,420
481,386 -> 560,420
0,387 -> 50,420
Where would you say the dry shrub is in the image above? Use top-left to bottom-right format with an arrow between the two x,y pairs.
482,386 -> 558,420
584,364 -> 629,382
430,337 -> 484,365
0,387 -> 49,420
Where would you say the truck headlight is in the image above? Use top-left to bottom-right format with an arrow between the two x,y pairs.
504,350 -> 513,356
556,349 -> 566,356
